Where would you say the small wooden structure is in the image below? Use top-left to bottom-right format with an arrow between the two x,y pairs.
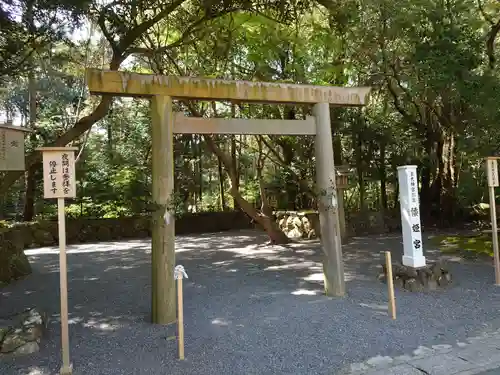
0,122 -> 31,171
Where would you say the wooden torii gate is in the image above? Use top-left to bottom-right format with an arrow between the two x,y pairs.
86,69 -> 371,324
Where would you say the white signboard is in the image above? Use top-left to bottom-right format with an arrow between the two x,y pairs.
397,165 -> 426,268
0,124 -> 30,171
487,158 -> 499,187
39,147 -> 78,199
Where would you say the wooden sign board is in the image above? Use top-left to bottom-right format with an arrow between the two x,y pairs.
37,147 -> 78,199
487,158 -> 499,187
0,124 -> 31,171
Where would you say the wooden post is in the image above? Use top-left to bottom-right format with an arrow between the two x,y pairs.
151,95 -> 176,324
37,147 -> 78,375
337,188 -> 346,240
58,197 -> 72,374
490,186 -> 500,285
486,157 -> 500,285
385,251 -> 396,320
177,277 -> 184,359
174,265 -> 187,360
314,103 -> 345,297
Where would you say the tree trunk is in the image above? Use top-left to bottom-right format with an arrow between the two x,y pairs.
22,165 -> 37,221
230,103 -> 239,210
232,185 -> 290,244
230,135 -> 239,210
355,134 -> 365,211
204,135 -> 290,244
437,129 -> 457,225
107,119 -> 113,162
198,135 -> 203,208
22,5 -> 37,222
218,157 -> 226,211
23,57 -> 37,221
277,138 -> 297,210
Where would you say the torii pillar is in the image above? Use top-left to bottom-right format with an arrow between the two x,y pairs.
86,69 -> 371,323
150,96 -> 176,323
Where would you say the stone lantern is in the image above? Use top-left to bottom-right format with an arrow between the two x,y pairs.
335,165 -> 353,240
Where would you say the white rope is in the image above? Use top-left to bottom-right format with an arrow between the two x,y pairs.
174,265 -> 188,280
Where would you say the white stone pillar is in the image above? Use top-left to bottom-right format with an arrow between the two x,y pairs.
314,103 -> 345,296
397,165 -> 426,268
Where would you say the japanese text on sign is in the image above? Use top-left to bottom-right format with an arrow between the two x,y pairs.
410,207 -> 419,217
487,159 -> 499,187
413,239 -> 421,249
408,170 -> 422,247
41,149 -> 76,199
410,171 -> 417,204
61,153 -> 71,195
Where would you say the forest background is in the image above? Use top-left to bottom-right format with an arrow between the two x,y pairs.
2,0 -> 500,242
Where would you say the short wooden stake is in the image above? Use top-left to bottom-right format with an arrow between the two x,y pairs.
177,278 -> 184,360
174,265 -> 188,360
385,251 -> 396,320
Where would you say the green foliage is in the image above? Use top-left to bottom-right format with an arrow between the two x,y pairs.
0,0 -> 91,82
430,234 -> 494,258
3,0 -> 500,226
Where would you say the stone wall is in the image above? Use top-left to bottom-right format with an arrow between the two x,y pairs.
0,211 -> 253,284
276,210 -> 401,239
276,211 -> 320,239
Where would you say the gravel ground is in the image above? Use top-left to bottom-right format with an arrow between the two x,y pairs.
2,229 -> 500,375
478,369 -> 500,374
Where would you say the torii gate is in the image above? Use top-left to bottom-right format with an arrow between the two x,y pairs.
86,69 -> 371,324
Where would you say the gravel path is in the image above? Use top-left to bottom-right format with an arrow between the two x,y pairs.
1,230 -> 500,375
478,370 -> 500,374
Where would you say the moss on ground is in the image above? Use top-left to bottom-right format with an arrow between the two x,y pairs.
429,234 -> 494,259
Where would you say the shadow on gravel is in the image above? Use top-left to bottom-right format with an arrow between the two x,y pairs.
1,230 -> 500,375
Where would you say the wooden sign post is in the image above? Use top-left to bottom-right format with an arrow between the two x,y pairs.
174,265 -> 188,360
0,122 -> 31,171
486,157 -> 500,285
37,146 -> 78,375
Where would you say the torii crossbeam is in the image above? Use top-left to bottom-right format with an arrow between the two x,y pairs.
86,69 -> 370,105
86,68 -> 371,325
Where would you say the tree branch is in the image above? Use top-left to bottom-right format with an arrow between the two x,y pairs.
487,19 -> 500,69
118,0 -> 188,52
477,0 -> 495,25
